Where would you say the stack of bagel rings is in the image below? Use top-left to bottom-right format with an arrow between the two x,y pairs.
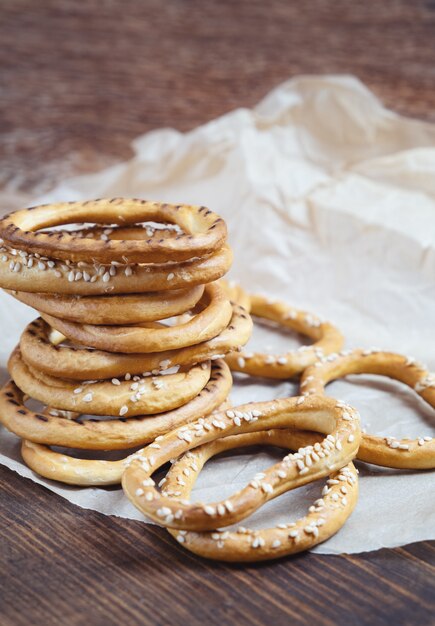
0,198 -> 252,484
0,198 -> 433,563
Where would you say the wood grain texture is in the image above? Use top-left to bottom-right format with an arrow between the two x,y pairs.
0,1 -> 434,624
0,466 -> 434,626
1,0 -> 435,191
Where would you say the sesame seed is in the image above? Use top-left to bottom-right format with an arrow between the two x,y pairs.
119,405 -> 128,416
82,392 -> 93,402
167,272 -> 175,281
112,378 -> 120,385
204,505 -> 215,516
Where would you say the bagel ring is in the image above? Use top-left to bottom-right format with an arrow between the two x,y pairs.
7,285 -> 205,325
20,399 -> 233,486
0,198 -> 227,263
0,243 -> 233,295
225,295 -> 344,378
219,279 -> 251,313
162,430 -> 358,561
300,349 -> 435,469
9,348 -> 211,417
19,305 -> 252,380
0,360 -> 232,450
39,282 -> 233,353
122,395 -> 361,531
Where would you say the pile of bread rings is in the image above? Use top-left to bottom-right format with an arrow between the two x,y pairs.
0,198 -> 433,563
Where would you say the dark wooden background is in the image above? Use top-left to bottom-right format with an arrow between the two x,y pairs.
0,2 -> 434,624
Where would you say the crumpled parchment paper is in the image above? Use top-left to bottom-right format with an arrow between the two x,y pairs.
1,75 -> 434,554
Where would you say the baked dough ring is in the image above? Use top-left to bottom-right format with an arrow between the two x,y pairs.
20,399 -> 233,486
0,360 -> 232,450
20,305 -> 252,380
39,282 -> 233,353
300,349 -> 435,469
0,243 -> 233,295
162,430 -> 358,561
8,285 -> 205,325
122,395 -> 360,531
219,279 -> 251,313
8,348 -> 210,417
225,295 -> 344,378
0,198 -> 227,263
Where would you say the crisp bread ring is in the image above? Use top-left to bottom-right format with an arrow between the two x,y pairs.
0,360 -> 232,450
0,198 -> 227,263
8,347 -> 211,417
20,399 -> 233,486
225,295 -> 344,378
122,395 -> 360,531
162,431 -> 358,562
219,279 -> 251,313
0,242 -> 233,294
38,282 -> 233,353
7,285 -> 205,325
300,349 -> 435,470
20,305 -> 252,380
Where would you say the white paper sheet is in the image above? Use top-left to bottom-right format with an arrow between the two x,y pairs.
1,75 -> 434,554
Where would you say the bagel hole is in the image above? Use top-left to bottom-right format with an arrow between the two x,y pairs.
243,316 -> 312,355
232,372 -> 299,404
188,444 -> 335,531
327,375 -> 435,440
40,222 -> 185,241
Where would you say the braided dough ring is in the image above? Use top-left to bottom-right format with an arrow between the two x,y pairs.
225,295 -> 344,378
8,348 -> 210,417
0,198 -> 227,263
162,431 -> 358,561
20,399 -> 233,486
122,395 -> 360,531
20,305 -> 252,380
39,282 -> 233,353
0,243 -> 233,295
300,349 -> 435,469
0,360 -> 232,450
7,285 -> 205,325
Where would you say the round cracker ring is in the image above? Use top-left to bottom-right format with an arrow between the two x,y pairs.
19,304 -> 252,380
0,242 -> 233,295
8,347 -> 211,418
161,430 -> 358,561
225,294 -> 344,379
20,399 -> 233,486
0,198 -> 227,264
300,349 -> 435,470
38,282 -> 233,354
0,360 -> 232,450
218,279 -> 251,313
122,394 -> 361,531
7,285 -> 205,325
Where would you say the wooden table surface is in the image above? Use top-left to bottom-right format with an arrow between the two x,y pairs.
0,2 -> 434,625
